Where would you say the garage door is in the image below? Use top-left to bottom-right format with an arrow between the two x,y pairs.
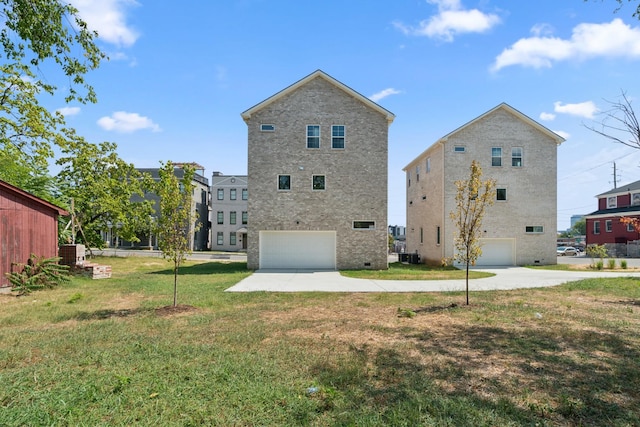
259,231 -> 336,269
475,238 -> 515,266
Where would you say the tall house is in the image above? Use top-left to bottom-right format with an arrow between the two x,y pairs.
210,172 -> 248,251
242,70 -> 394,270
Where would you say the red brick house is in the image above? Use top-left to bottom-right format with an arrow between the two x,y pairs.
0,180 -> 68,288
585,180 -> 640,257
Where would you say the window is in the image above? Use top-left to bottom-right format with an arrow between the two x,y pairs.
353,221 -> 375,229
454,146 -> 465,153
230,211 -> 237,225
633,193 -> 640,206
426,157 -> 431,173
628,222 -> 634,232
242,211 -> 248,225
242,188 -> 248,200
217,188 -> 224,200
260,124 -> 275,132
332,125 -> 345,149
512,147 -> 523,167
415,165 -> 420,182
312,175 -> 325,190
492,147 -> 502,167
230,188 -> 237,200
607,196 -> 617,209
217,231 -> 224,245
436,226 -> 441,245
307,125 -> 320,148
594,221 -> 600,234
230,232 -> 237,245
496,188 -> 507,201
606,220 -> 612,232
420,227 -> 423,244
278,175 -> 291,190
217,211 -> 224,225
525,226 -> 544,233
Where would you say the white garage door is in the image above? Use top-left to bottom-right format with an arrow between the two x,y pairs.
475,238 -> 515,266
259,231 -> 336,269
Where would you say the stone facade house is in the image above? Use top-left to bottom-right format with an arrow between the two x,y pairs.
241,70 -> 395,269
584,179 -> 640,257
403,103 -> 564,266
210,173 -> 248,251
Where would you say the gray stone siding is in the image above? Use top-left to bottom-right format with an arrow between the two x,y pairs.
246,77 -> 389,269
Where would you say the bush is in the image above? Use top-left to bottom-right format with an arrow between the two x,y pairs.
594,260 -> 604,271
5,254 -> 70,296
607,259 -> 616,270
621,260 -> 628,269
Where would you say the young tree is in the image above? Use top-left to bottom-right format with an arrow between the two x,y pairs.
450,160 -> 496,305
55,134 -> 155,248
154,162 -> 201,307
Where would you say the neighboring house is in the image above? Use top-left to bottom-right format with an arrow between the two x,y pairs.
403,103 -> 564,266
210,172 -> 248,251
126,164 -> 210,251
0,180 -> 68,289
241,70 -> 395,269
584,179 -> 640,257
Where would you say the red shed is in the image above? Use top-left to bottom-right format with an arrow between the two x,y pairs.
0,180 -> 68,288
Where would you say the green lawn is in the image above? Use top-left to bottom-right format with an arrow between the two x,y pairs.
1,256 -> 639,426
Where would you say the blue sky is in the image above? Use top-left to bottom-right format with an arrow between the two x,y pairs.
50,0 -> 640,230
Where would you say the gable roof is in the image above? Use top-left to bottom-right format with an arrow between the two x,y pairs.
241,69 -> 395,125
596,179 -> 640,197
0,179 -> 68,215
403,103 -> 565,171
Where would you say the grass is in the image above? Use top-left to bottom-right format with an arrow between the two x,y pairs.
342,262 -> 495,280
1,256 -> 640,425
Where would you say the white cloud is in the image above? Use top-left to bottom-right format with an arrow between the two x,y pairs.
553,130 -> 571,140
554,101 -> 599,119
492,19 -> 640,71
70,0 -> 140,47
369,88 -> 402,102
394,0 -> 500,42
56,106 -> 81,116
539,112 -> 556,121
97,111 -> 161,133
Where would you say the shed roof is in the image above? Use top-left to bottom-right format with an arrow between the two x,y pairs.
241,69 -> 395,124
0,180 -> 68,215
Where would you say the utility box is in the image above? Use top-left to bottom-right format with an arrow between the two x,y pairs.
58,244 -> 86,267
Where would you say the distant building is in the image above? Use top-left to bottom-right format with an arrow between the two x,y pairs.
210,172 -> 248,252
570,214 -> 585,228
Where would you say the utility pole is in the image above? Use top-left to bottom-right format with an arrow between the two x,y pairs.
613,162 -> 617,189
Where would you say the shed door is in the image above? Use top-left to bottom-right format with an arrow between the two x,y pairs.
259,231 -> 336,269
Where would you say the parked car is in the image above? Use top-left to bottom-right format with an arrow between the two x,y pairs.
557,246 -> 578,256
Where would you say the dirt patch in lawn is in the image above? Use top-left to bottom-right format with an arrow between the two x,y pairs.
155,304 -> 198,317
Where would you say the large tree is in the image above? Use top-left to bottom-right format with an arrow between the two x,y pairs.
585,91 -> 640,150
154,162 -> 201,307
0,0 -> 104,197
450,160 -> 496,305
588,0 -> 640,18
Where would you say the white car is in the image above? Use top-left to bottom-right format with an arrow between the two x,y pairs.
557,246 -> 578,256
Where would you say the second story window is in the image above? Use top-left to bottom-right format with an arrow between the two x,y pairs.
217,188 -> 224,200
278,174 -> 291,191
512,147 -> 523,167
492,147 -> 502,167
217,211 -> 223,224
331,125 -> 345,149
607,196 -> 617,209
242,188 -> 248,200
307,125 -> 320,148
230,189 -> 237,200
312,175 -> 325,190
230,211 -> 237,225
242,211 -> 248,224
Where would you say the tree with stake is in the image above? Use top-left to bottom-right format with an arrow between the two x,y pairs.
450,160 -> 496,305
154,162 -> 201,307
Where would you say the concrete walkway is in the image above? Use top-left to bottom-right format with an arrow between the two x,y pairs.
226,266 -> 640,293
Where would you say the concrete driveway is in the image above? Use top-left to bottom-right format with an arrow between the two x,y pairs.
226,265 -> 640,293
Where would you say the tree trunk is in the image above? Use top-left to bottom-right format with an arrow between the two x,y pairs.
173,261 -> 178,307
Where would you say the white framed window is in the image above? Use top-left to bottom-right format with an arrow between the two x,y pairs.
512,147 -> 523,167
278,174 -> 291,191
260,124 -> 275,132
217,188 -> 224,200
415,165 -> 420,182
353,221 -> 375,230
242,188 -> 248,200
496,188 -> 507,201
230,188 -> 237,200
454,146 -> 465,153
217,211 -> 223,225
492,147 -> 502,167
331,125 -> 345,149
242,211 -> 248,225
307,125 -> 320,148
426,157 -> 431,173
606,220 -> 612,232
607,196 -> 617,209
217,231 -> 224,245
230,232 -> 237,245
632,193 -> 640,206
312,175 -> 325,190
230,211 -> 237,225
525,226 -> 544,233
594,221 -> 600,234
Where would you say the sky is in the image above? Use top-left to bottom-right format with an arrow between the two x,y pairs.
44,0 -> 640,231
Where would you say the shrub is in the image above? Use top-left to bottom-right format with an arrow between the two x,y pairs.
607,259 -> 616,270
621,260 -> 628,269
6,254 -> 70,296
